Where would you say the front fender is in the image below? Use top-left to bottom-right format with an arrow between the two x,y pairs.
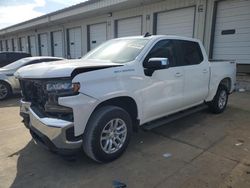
59,92 -> 141,137
58,93 -> 98,136
72,64 -> 144,125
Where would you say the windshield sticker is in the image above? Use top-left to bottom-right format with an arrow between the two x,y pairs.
127,44 -> 144,49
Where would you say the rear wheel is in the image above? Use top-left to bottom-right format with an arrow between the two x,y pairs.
82,106 -> 132,163
208,85 -> 228,114
0,81 -> 11,100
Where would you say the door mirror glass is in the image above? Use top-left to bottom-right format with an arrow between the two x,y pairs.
143,58 -> 169,76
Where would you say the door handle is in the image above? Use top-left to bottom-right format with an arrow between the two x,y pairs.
175,72 -> 182,77
203,69 -> 208,73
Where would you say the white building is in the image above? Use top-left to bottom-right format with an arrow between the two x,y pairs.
0,0 -> 249,72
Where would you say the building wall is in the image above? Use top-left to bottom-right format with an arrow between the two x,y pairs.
0,0 -> 248,73
0,0 -> 208,56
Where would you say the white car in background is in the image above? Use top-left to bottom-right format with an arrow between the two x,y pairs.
0,56 -> 64,100
16,35 -> 236,163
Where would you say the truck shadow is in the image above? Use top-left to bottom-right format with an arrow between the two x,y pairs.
10,110 -> 212,187
0,95 -> 21,108
10,141 -> 101,188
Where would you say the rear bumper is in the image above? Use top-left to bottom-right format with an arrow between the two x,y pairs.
20,100 -> 82,155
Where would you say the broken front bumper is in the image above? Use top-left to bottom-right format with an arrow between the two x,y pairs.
20,100 -> 82,155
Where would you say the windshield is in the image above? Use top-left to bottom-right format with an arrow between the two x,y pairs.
3,58 -> 30,70
83,38 -> 149,63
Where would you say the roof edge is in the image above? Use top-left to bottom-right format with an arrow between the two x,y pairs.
0,0 -> 98,33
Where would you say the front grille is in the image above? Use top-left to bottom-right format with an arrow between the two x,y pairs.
20,79 -> 73,121
20,79 -> 47,111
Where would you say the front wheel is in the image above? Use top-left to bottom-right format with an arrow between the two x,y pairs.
82,106 -> 132,163
208,85 -> 228,114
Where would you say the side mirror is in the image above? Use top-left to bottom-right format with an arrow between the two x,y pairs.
143,58 -> 169,76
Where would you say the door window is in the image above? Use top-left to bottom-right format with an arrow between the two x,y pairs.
144,40 -> 177,67
175,40 -> 204,66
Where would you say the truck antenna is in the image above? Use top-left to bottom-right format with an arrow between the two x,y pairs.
144,32 -> 151,37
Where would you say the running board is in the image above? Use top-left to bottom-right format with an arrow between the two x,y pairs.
142,104 -> 207,131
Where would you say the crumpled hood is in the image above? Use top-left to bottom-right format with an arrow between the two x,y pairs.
15,59 -> 122,79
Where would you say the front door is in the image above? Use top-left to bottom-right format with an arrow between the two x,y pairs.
142,39 -> 184,122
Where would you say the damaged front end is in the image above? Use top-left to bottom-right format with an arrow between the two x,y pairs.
20,78 -> 76,121
19,78 -> 82,155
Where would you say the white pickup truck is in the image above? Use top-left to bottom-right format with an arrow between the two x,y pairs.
16,35 -> 236,163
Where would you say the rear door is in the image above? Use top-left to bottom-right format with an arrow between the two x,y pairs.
176,40 -> 209,107
142,39 -> 184,122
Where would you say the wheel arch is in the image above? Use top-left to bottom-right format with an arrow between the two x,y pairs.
92,96 -> 139,132
206,77 -> 232,102
219,77 -> 231,93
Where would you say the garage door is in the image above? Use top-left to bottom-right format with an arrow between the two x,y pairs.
7,39 -> 12,51
89,23 -> 107,50
3,41 -> 7,51
19,37 -> 27,52
29,35 -> 37,56
13,38 -> 18,51
155,7 -> 195,37
212,0 -> 250,65
51,31 -> 63,57
68,27 -> 82,59
39,33 -> 48,56
116,16 -> 142,37
0,41 -> 2,51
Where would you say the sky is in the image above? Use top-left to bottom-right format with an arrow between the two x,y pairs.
0,0 -> 86,29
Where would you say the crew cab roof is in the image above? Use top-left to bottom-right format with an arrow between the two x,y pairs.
116,35 -> 201,43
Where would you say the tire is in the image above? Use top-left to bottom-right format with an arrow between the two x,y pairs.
0,81 -> 11,100
208,84 -> 228,114
82,106 -> 132,163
